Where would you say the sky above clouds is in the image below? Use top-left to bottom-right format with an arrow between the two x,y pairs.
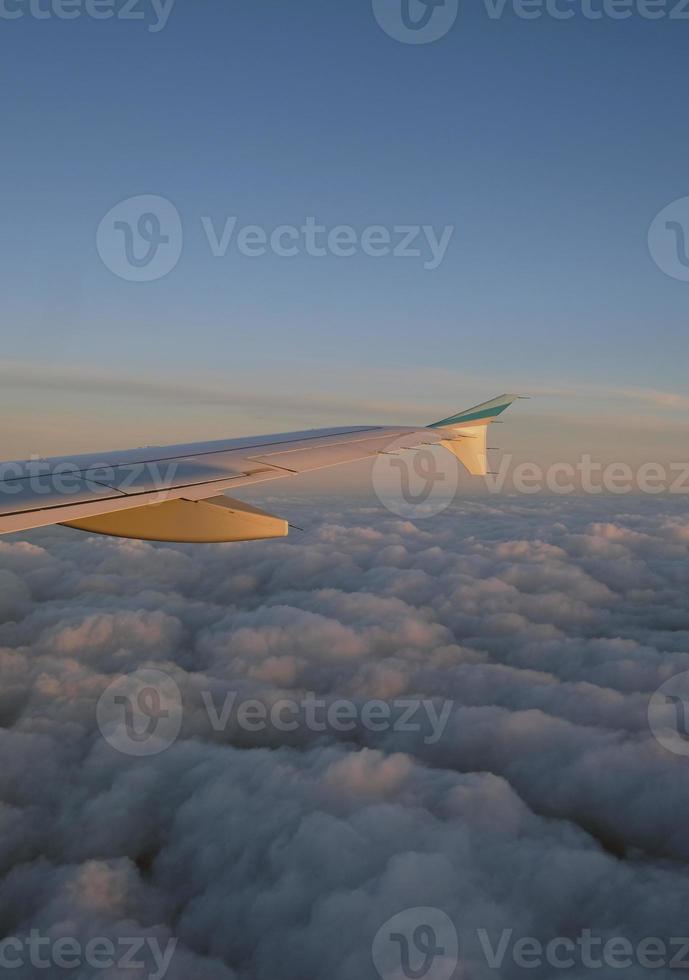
2,496 -> 689,977
1,0 -> 689,465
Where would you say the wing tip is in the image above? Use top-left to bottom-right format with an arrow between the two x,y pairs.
428,393 -> 527,429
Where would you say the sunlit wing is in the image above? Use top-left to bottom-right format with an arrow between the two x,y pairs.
0,395 -> 523,542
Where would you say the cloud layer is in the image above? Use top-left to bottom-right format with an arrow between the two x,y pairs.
1,494 -> 689,978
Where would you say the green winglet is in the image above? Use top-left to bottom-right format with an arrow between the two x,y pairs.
428,394 -> 523,428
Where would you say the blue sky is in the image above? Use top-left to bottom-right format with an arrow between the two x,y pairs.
1,0 -> 688,466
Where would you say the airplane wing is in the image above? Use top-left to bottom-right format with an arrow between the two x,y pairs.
0,394 -> 523,542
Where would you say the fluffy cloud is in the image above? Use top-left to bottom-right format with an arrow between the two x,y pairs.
1,495 -> 689,978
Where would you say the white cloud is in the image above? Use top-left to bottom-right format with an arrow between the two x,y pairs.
1,496 -> 688,977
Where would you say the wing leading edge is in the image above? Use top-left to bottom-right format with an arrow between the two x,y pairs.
0,395 -> 523,541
